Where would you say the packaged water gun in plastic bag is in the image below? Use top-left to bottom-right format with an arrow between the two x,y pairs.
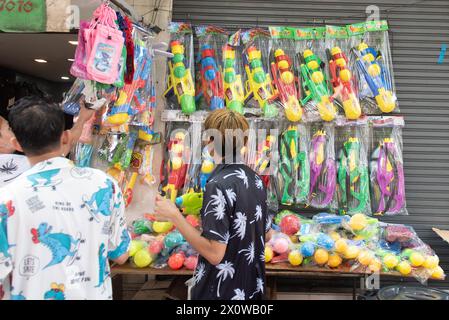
195,26 -> 227,111
308,124 -> 337,210
336,118 -> 371,215
242,28 -> 278,118
268,27 -> 303,122
223,42 -> 245,114
277,123 -> 310,206
164,23 -> 196,115
369,116 -> 407,216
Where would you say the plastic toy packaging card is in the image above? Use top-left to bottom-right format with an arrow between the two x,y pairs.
347,21 -> 398,115
325,25 -> 362,120
241,28 -> 279,118
307,122 -> 337,211
335,117 -> 371,216
164,22 -> 196,115
194,25 -> 228,112
268,26 -> 303,122
276,121 -> 310,207
294,27 -> 338,122
369,116 -> 407,216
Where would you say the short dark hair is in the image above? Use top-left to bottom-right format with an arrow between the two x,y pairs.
8,96 -> 65,156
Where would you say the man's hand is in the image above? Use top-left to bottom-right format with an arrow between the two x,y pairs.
77,98 -> 96,123
154,194 -> 183,223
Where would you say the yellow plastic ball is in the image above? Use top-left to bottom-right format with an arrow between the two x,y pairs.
349,214 -> 367,231
281,71 -> 294,84
410,252 -> 425,267
265,246 -> 274,263
431,266 -> 444,279
345,246 -> 360,260
335,239 -> 348,254
288,251 -> 304,266
369,259 -> 382,273
170,157 -> 183,170
358,250 -> 374,266
311,71 -> 324,84
368,64 -> 381,77
303,50 -> 313,58
339,69 -> 352,82
201,160 -> 215,174
331,47 -> 342,56
423,256 -> 439,269
330,231 -> 341,241
134,249 -> 153,268
328,254 -> 343,268
129,240 -> 145,257
314,249 -> 329,265
383,254 -> 399,269
153,221 -> 174,234
397,261 -> 412,276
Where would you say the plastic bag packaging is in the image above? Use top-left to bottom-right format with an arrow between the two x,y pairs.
277,121 -> 310,207
70,20 -> 92,80
164,22 -> 196,115
242,28 -> 278,118
268,26 -> 303,122
294,27 -> 337,122
342,213 -> 380,244
348,21 -> 398,115
266,231 -> 293,264
308,122 -> 337,211
335,117 -> 371,216
325,26 -> 362,120
62,79 -> 85,115
369,116 -> 407,216
195,25 -> 228,111
222,30 -> 246,115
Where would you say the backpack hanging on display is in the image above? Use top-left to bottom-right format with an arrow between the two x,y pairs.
70,20 -> 92,80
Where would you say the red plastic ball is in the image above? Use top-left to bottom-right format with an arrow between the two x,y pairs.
184,255 -> 198,270
149,240 -> 163,255
280,215 -> 301,236
168,253 -> 185,270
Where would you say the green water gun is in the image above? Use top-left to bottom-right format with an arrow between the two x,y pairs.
337,137 -> 370,214
279,126 -> 310,205
176,192 -> 203,215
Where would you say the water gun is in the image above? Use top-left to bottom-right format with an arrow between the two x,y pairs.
278,126 -> 309,205
161,132 -> 189,202
370,138 -> 405,215
139,145 -> 156,186
270,49 -> 303,122
337,137 -> 370,214
243,46 -> 278,117
164,40 -> 196,115
124,172 -> 138,208
353,43 -> 395,113
200,147 -> 215,191
176,192 -> 203,215
309,131 -> 336,208
327,47 -> 361,120
299,50 -> 336,121
223,44 -> 245,114
254,135 -> 276,186
197,44 -> 225,110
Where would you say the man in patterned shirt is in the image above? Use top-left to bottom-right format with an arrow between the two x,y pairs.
154,109 -> 273,300
0,97 -> 130,300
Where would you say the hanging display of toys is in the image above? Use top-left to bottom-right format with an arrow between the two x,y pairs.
222,41 -> 246,114
164,22 -> 196,115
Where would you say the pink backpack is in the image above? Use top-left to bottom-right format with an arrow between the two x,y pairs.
70,20 -> 91,79
85,3 -> 124,84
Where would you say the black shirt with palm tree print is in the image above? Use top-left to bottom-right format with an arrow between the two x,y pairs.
191,164 -> 270,300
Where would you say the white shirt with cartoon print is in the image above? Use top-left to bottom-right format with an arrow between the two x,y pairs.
0,157 -> 130,300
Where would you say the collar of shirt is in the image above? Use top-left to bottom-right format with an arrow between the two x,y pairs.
25,157 -> 74,176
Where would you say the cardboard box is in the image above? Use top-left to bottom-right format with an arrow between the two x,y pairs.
433,228 -> 449,244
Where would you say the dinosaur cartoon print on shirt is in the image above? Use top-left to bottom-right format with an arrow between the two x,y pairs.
108,229 -> 130,259
31,223 -> 83,269
0,200 -> 15,259
44,283 -> 66,300
11,289 -> 26,300
27,169 -> 62,191
81,179 -> 119,222
95,243 -> 109,289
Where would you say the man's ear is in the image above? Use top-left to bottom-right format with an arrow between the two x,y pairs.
61,130 -> 71,148
10,137 -> 23,153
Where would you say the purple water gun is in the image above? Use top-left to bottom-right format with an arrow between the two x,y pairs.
373,138 -> 405,214
309,131 -> 337,208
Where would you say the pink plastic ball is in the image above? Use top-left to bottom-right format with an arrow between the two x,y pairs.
149,240 -> 163,255
168,253 -> 185,270
273,238 -> 289,254
184,255 -> 198,270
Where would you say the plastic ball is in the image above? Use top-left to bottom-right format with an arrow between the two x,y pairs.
265,246 -> 274,263
184,255 -> 198,270
349,214 -> 367,231
201,160 -> 215,174
369,259 -> 382,273
303,50 -> 313,58
317,233 -> 335,251
401,248 -> 414,259
288,250 -> 303,266
311,71 -> 324,84
174,65 -> 186,78
423,256 -> 439,269
307,60 -> 319,70
134,249 -> 152,268
129,240 -> 145,257
164,231 -> 185,249
383,254 -> 399,269
368,64 -> 381,77
330,231 -> 341,241
431,266 -> 444,279
328,254 -> 343,268
153,221 -> 174,234
358,250 -> 374,266
410,252 -> 425,267
280,215 -> 300,236
168,253 -> 185,270
149,240 -> 163,255
314,249 -> 329,265
335,239 -> 348,254
301,242 -> 315,258
345,246 -> 360,260
397,261 -> 412,275
274,49 -> 285,57
281,71 -> 294,84
278,60 -> 290,70
273,238 -> 289,254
